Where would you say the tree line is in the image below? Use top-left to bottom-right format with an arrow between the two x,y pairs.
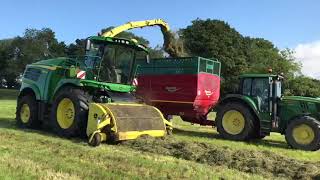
0,18 -> 319,97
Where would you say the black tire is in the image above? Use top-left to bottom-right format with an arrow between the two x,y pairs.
251,121 -> 265,140
285,116 -> 320,151
104,125 -> 117,144
216,102 -> 255,141
252,134 -> 266,140
50,87 -> 91,137
16,95 -> 39,128
88,133 -> 102,147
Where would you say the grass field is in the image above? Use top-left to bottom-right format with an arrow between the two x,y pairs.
0,89 -> 319,179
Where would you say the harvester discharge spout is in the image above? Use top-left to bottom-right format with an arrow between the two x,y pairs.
101,19 -> 186,57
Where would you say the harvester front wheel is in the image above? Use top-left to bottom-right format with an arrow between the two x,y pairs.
88,133 -> 102,147
285,116 -> 320,151
16,95 -> 39,128
216,102 -> 254,141
51,87 -> 91,137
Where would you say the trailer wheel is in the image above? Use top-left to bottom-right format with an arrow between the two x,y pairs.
16,95 -> 39,128
50,87 -> 91,137
216,102 -> 255,141
285,116 -> 320,151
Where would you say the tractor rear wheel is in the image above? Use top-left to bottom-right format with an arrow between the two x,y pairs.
285,116 -> 320,151
16,95 -> 39,128
216,102 -> 255,141
50,87 -> 91,137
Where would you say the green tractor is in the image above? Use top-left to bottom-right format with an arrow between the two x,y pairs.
16,35 -> 171,146
216,74 -> 320,151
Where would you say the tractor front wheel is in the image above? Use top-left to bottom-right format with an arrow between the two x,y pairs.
216,102 -> 255,141
285,116 -> 320,151
50,87 -> 91,137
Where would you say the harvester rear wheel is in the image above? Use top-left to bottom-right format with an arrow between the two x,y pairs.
216,102 -> 254,141
285,116 -> 320,151
50,87 -> 91,137
16,95 -> 39,128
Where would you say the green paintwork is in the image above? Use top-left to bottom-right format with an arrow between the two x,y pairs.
282,96 -> 320,104
221,74 -> 320,136
19,78 -> 42,100
32,57 -> 68,66
278,96 -> 320,133
19,36 -> 140,104
80,80 -> 134,93
89,36 -> 148,52
220,94 -> 260,115
135,57 -> 221,76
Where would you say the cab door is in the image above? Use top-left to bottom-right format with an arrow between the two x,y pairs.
251,78 -> 272,113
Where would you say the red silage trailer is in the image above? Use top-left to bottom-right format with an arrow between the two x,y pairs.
136,57 -> 221,125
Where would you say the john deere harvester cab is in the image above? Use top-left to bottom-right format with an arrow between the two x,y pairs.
16,35 -> 171,146
216,74 -> 320,151
83,36 -> 150,85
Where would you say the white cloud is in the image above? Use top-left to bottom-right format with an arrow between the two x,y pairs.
294,41 -> 320,79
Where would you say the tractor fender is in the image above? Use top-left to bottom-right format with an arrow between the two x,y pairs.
281,114 -> 314,134
217,94 -> 261,121
19,84 -> 41,100
50,79 -> 81,103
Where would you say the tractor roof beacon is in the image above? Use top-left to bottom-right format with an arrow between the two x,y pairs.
16,20 -> 174,146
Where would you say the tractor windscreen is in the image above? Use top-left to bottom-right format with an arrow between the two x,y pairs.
85,40 -> 147,85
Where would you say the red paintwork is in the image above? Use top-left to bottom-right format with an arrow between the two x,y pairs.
136,73 -> 220,125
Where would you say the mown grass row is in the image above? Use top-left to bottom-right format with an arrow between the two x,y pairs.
172,118 -> 320,162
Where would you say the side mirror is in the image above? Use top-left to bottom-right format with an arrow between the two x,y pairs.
85,39 -> 91,51
146,54 -> 150,64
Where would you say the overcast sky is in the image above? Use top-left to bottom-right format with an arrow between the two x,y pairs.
0,0 -> 319,78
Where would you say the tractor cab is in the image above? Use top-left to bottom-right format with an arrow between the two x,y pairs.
239,74 -> 284,129
239,74 -> 282,112
83,36 -> 149,85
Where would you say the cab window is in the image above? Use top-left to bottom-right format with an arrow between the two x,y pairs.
252,78 -> 270,112
241,77 -> 270,112
242,78 -> 252,95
